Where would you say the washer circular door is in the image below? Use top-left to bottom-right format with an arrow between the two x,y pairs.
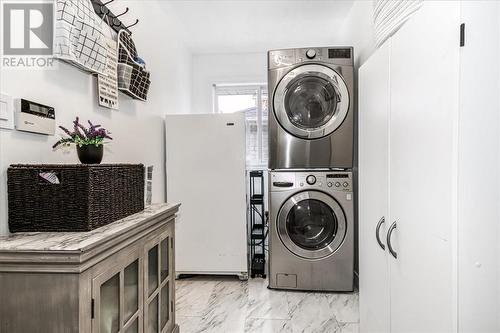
273,64 -> 350,139
277,191 -> 347,259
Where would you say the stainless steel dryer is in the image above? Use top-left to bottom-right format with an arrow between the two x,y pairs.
268,170 -> 354,291
268,47 -> 354,169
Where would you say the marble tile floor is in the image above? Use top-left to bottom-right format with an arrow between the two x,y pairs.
175,276 -> 359,333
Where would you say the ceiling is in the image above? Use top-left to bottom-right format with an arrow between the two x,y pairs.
164,0 -> 355,54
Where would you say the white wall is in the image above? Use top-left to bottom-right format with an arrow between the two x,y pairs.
336,1 -> 376,279
167,1 -> 354,55
498,2 -> 500,329
189,1 -> 377,115
338,1 -> 376,68
0,0 -> 191,235
191,52 -> 266,114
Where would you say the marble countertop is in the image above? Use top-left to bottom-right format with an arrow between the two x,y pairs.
0,203 -> 180,253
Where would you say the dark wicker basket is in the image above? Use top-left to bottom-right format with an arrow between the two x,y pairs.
7,164 -> 145,232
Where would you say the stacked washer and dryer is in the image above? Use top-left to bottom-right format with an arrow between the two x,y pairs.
267,47 -> 355,291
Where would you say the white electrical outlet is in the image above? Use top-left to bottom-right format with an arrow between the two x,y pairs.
0,93 -> 14,130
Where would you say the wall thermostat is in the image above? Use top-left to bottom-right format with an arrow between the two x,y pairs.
15,99 -> 56,135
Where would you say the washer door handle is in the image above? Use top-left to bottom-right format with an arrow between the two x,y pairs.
387,221 -> 397,259
375,216 -> 385,250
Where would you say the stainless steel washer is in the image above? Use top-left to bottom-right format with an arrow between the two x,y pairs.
268,47 -> 354,169
268,170 -> 354,291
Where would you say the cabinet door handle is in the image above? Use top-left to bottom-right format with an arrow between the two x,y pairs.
375,216 -> 386,250
387,221 -> 397,259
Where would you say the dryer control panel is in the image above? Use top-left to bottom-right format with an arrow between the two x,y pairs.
268,47 -> 354,70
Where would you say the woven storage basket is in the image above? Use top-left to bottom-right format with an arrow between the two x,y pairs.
7,164 -> 145,232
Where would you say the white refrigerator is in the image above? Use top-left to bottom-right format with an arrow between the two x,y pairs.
165,113 -> 248,279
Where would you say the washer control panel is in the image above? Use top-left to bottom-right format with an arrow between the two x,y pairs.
271,171 -> 352,192
326,173 -> 352,192
296,172 -> 352,192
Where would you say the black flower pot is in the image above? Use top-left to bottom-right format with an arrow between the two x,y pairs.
77,145 -> 103,164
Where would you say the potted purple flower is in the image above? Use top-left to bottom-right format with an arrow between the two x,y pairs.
53,117 -> 112,164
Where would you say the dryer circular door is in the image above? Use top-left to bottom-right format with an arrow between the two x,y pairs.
273,64 -> 350,139
277,190 -> 347,259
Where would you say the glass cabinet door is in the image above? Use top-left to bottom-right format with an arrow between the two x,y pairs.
143,226 -> 174,333
160,282 -> 170,329
160,238 -> 169,282
93,254 -> 143,333
159,237 -> 170,329
148,246 -> 159,296
124,260 -> 140,327
99,273 -> 120,333
124,319 -> 139,333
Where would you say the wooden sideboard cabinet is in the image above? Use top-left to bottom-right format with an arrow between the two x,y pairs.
0,203 -> 180,333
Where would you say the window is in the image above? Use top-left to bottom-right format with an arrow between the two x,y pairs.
214,84 -> 268,167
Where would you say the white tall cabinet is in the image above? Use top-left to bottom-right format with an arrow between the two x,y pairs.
358,40 -> 391,333
359,1 -> 500,332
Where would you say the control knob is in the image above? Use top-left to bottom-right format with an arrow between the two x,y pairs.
306,49 -> 316,59
306,175 -> 317,185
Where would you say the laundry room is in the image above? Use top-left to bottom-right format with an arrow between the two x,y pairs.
0,1 -> 499,333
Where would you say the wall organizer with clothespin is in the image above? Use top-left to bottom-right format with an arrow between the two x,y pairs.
53,0 -> 149,103
92,0 -> 150,102
53,0 -> 109,74
115,30 -> 151,102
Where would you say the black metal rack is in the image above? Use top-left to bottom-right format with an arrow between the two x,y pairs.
249,170 -> 267,278
91,0 -> 139,35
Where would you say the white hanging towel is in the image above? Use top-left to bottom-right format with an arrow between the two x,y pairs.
373,0 -> 424,48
